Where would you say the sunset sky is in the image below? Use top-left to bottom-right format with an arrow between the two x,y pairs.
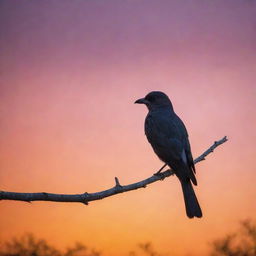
0,0 -> 256,255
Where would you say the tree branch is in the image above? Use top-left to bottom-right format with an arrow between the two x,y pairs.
0,136 -> 228,205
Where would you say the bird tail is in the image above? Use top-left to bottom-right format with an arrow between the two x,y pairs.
181,180 -> 202,218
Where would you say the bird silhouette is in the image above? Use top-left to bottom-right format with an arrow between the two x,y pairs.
135,91 -> 202,218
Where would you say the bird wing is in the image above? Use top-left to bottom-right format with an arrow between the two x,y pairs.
185,139 -> 196,173
172,114 -> 196,173
172,113 -> 197,183
145,110 -> 197,185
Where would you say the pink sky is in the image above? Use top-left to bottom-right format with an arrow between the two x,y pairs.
1,1 -> 256,255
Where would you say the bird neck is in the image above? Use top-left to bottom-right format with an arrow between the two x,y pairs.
148,104 -> 174,113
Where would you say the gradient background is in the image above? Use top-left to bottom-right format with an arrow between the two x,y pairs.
0,0 -> 256,255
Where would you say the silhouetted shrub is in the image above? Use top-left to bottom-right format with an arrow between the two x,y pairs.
211,219 -> 256,256
0,234 -> 101,256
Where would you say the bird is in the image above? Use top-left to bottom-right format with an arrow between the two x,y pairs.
135,91 -> 202,218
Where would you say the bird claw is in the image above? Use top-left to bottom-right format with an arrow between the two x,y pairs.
154,164 -> 167,176
153,170 -> 162,176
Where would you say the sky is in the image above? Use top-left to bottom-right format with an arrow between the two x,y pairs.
0,0 -> 256,255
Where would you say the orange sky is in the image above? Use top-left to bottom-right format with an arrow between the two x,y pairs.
0,1 -> 256,255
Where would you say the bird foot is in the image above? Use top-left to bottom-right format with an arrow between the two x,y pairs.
154,170 -> 162,176
153,164 -> 167,176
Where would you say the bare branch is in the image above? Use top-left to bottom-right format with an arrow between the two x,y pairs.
0,136 -> 228,204
194,136 -> 227,164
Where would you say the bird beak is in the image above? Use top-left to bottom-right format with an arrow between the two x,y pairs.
134,98 -> 149,104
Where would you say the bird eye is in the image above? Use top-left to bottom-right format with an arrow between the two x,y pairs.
146,95 -> 155,102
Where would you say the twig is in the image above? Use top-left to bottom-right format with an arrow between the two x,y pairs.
194,136 -> 227,164
0,136 -> 228,204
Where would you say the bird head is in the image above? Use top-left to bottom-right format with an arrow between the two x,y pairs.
135,91 -> 173,111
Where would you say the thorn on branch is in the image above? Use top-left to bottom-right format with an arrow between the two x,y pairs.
115,177 -> 122,188
43,192 -> 48,199
83,192 -> 89,205
83,192 -> 89,197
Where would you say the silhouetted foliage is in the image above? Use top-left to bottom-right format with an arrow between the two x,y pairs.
211,219 -> 256,256
1,220 -> 255,256
0,234 -> 101,256
129,242 -> 168,256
